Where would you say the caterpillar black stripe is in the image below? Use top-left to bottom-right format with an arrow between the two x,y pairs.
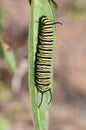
35,16 -> 62,107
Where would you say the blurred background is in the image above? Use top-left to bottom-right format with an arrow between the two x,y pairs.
0,0 -> 86,130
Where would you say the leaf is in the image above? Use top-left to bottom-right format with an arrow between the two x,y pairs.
29,0 -> 58,9
0,40 -> 17,73
48,0 -> 58,9
29,0 -> 56,130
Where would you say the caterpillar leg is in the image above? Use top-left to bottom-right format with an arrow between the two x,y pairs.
48,89 -> 52,105
38,92 -> 44,108
38,89 -> 52,108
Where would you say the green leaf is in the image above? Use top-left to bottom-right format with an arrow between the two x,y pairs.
0,40 -> 17,73
48,0 -> 58,9
29,0 -> 56,130
29,0 -> 58,9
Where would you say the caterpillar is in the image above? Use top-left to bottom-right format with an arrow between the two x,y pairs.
35,16 -> 62,107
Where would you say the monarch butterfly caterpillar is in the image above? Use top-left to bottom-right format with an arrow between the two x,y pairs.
35,16 -> 62,107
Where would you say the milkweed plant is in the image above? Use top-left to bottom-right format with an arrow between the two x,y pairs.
28,0 -> 58,130
0,6 -> 16,73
